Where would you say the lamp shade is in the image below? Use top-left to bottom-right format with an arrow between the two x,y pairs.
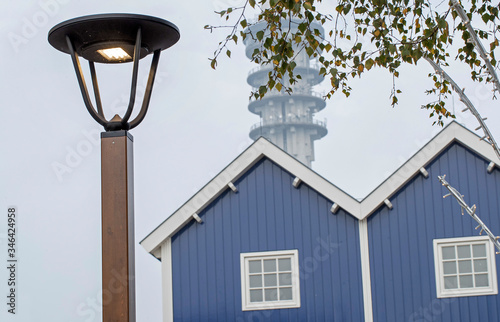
48,13 -> 180,63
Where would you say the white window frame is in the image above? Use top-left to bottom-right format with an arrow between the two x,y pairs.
433,236 -> 498,298
240,249 -> 301,311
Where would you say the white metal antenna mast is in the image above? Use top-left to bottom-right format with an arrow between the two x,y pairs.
439,175 -> 500,254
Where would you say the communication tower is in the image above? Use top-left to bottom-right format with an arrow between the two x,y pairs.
244,20 -> 328,167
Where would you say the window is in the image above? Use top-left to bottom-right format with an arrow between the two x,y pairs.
240,250 -> 300,311
433,236 -> 497,298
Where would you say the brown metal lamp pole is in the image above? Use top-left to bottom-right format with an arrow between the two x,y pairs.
101,131 -> 135,321
48,14 -> 179,322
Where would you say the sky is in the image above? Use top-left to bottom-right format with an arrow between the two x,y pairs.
0,1 -> 499,321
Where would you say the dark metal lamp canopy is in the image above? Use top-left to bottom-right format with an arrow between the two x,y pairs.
48,14 -> 180,131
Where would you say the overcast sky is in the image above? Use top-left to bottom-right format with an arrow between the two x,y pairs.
1,1 -> 499,321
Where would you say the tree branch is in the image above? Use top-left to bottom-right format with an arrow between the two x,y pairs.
451,0 -> 500,93
424,56 -> 500,161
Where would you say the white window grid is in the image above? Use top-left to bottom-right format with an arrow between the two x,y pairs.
434,236 -> 498,298
240,250 -> 300,311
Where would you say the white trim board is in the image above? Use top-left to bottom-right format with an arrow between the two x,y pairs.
161,239 -> 173,322
141,122 -> 500,258
359,219 -> 373,322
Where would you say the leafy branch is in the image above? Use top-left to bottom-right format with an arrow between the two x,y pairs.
207,0 -> 499,124
205,2 -> 251,69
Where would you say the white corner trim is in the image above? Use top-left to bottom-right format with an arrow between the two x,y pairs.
359,219 -> 373,322
192,213 -> 203,224
487,161 -> 496,173
419,167 -> 429,178
228,182 -> 238,192
161,239 -> 173,322
292,176 -> 302,188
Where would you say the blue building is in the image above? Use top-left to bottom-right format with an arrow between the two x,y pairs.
141,122 -> 500,321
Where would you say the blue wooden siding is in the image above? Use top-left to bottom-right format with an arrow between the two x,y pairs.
368,142 -> 500,322
171,158 -> 364,321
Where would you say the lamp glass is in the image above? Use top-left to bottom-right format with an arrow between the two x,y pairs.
97,47 -> 132,62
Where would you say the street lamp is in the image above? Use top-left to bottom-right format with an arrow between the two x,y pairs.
48,14 -> 180,321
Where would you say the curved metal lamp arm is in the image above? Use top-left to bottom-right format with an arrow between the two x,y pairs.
65,36 -> 107,127
65,31 -> 162,131
129,50 -> 161,129
121,28 -> 142,126
89,61 -> 105,118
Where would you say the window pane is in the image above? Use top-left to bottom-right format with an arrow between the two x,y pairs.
278,258 -> 292,271
264,274 -> 277,287
457,245 -> 471,259
443,261 -> 457,275
474,259 -> 488,273
475,274 -> 489,287
265,288 -> 278,301
279,273 -> 292,286
280,287 -> 293,300
263,259 -> 276,272
458,260 -> 472,274
435,239 -> 496,297
242,251 -> 299,309
250,289 -> 263,302
444,276 -> 458,289
249,260 -> 261,273
460,275 -> 474,288
442,246 -> 456,260
473,244 -> 487,258
249,275 -> 262,288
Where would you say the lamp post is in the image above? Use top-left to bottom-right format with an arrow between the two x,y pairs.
48,14 -> 180,321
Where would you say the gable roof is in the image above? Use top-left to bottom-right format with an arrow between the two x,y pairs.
141,122 -> 500,258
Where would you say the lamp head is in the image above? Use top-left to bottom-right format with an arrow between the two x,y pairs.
48,14 -> 180,131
